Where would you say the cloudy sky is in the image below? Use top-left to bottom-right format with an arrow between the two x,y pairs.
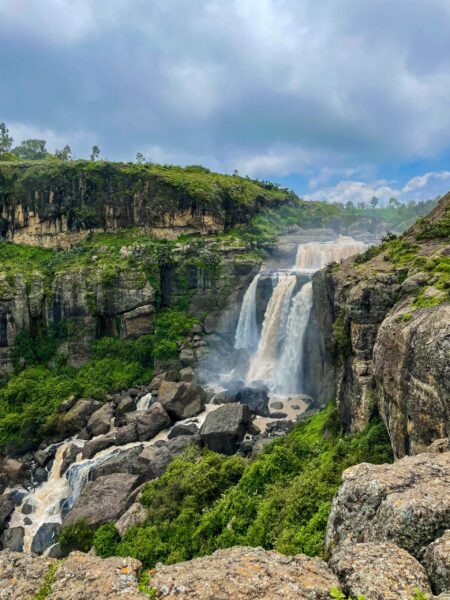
1,0 -> 450,204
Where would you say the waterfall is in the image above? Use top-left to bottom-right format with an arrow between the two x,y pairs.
234,274 -> 260,351
274,281 -> 313,394
247,274 -> 297,385
136,392 -> 152,411
295,236 -> 367,271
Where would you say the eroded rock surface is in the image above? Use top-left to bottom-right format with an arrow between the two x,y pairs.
0,550 -> 56,600
423,530 -> 450,595
150,545 -> 340,600
325,450 -> 450,558
329,542 -> 432,600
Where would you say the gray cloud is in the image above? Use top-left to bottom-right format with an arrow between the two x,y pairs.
1,0 -> 450,187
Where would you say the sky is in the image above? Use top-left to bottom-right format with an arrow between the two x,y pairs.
1,0 -> 450,205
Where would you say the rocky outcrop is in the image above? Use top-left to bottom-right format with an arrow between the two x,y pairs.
325,449 -> 450,558
157,381 -> 206,420
313,193 -> 450,456
63,473 -> 140,528
150,546 -> 340,599
423,530 -> 450,595
0,550 -> 56,599
329,542 -> 432,600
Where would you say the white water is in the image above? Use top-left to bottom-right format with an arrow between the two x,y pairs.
136,393 -> 152,411
274,281 -> 313,394
295,235 -> 367,271
234,274 -> 260,351
247,274 -> 297,385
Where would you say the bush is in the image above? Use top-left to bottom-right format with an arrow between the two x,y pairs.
59,518 -> 94,554
93,523 -> 120,557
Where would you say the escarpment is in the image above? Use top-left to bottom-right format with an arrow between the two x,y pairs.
0,161 -> 291,247
313,192 -> 450,457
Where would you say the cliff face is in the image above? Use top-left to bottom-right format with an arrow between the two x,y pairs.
0,162 -> 290,247
313,193 -> 450,457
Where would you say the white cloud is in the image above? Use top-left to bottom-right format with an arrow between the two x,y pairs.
8,122 -> 95,157
305,171 -> 450,205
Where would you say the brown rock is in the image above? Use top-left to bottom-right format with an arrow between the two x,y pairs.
329,542 -> 432,599
158,381 -> 206,421
150,545 -> 339,599
423,530 -> 450,595
0,550 -> 56,600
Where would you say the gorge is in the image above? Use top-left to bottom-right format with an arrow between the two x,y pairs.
0,162 -> 448,599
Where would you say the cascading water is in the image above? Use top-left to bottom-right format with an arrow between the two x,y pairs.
247,274 -> 297,385
273,281 -> 313,394
295,235 -> 367,271
234,274 -> 260,351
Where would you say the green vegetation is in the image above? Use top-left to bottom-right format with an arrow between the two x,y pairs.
33,563 -> 58,600
58,518 -> 95,554
90,405 -> 392,569
0,308 -> 196,453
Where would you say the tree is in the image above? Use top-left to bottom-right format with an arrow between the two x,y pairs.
90,145 -> 100,161
12,139 -> 48,160
136,152 -> 145,164
369,196 -> 379,209
55,145 -> 72,160
388,197 -> 400,209
345,200 -> 355,210
357,202 -> 365,210
0,122 -> 13,156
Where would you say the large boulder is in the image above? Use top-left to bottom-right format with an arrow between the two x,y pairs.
329,542 -> 432,600
235,386 -> 270,417
150,546 -> 339,599
200,404 -> 250,455
125,402 -> 171,441
158,381 -> 206,421
325,450 -> 450,558
115,501 -> 147,537
31,522 -> 61,555
63,473 -> 140,528
88,445 -> 144,480
58,399 -> 102,436
82,423 -> 139,459
133,435 -> 201,480
47,552 -> 147,600
423,530 -> 450,595
86,402 -> 114,437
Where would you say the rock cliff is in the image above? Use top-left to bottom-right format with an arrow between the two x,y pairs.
312,192 -> 450,456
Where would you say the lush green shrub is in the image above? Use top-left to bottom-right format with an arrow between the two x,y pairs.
93,523 -> 120,558
76,358 -> 151,400
59,518 -> 94,554
115,406 -> 393,568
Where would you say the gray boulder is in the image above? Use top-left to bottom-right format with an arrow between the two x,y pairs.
89,445 -> 144,480
235,387 -> 270,417
60,442 -> 83,475
63,473 -> 140,528
86,402 -> 114,437
31,522 -> 61,554
1,526 -> 24,551
168,422 -> 199,439
115,501 -> 147,537
158,382 -> 206,421
200,404 -> 250,455
82,423 -> 139,460
126,402 -> 171,441
133,436 -> 201,481
59,399 -> 102,436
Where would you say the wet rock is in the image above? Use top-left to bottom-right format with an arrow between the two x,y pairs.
251,436 -> 273,458
200,404 -> 250,455
235,386 -> 270,417
31,522 -> 61,554
82,423 -> 139,459
60,442 -> 82,475
168,422 -> 199,439
179,347 -> 196,367
33,466 -> 48,484
21,500 -> 35,515
89,445 -> 144,480
1,526 -> 24,551
266,420 -> 293,434
270,401 -> 284,410
0,550 -> 56,599
134,435 -> 201,481
158,381 -> 206,421
63,473 -> 140,528
325,450 -> 450,558
0,493 -> 14,533
24,516 -> 32,525
329,542 -> 432,599
47,542 -> 64,558
35,443 -> 60,467
150,546 -> 339,599
269,411 -> 288,419
115,501 -> 147,537
423,530 -> 450,595
86,402 -> 114,437
10,489 -> 27,505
